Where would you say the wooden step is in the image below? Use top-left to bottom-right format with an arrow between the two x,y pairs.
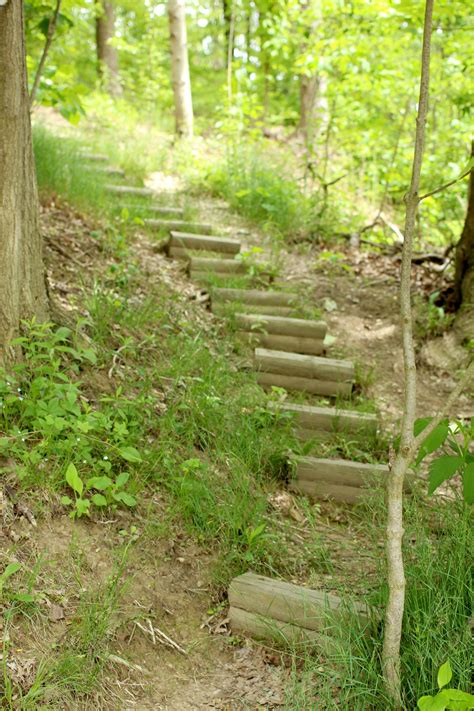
79,151 -> 108,162
268,402 -> 378,440
188,257 -> 247,274
105,184 -> 153,198
121,205 -> 184,218
145,219 -> 212,233
255,348 -> 354,397
88,166 -> 125,177
229,572 -> 368,646
214,304 -> 296,316
168,232 -> 241,257
239,332 -> 324,355
235,313 -> 327,339
290,457 -> 389,504
212,288 -> 296,307
170,247 -> 236,261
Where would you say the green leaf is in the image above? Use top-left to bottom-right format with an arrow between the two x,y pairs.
1,562 -> 22,582
428,456 -> 463,495
75,498 -> 90,517
462,462 -> 474,504
416,419 -> 449,465
65,463 -> 83,496
86,476 -> 113,491
115,471 -> 129,488
112,491 -> 137,507
118,446 -> 142,463
60,495 -> 73,506
438,660 -> 453,689
13,592 -> 37,603
444,688 -> 474,702
91,494 -> 108,507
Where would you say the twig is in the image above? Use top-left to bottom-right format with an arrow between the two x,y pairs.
153,624 -> 188,655
105,653 -> 148,674
107,343 -> 129,379
30,0 -> 62,107
135,620 -> 187,655
146,618 -> 156,645
419,167 -> 471,201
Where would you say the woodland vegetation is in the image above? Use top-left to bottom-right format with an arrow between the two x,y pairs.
0,0 -> 473,709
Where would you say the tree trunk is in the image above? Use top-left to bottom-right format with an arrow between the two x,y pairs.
223,0 -> 233,66
299,74 -> 319,139
0,0 -> 48,365
453,141 -> 474,340
95,0 -> 122,98
168,0 -> 194,139
29,0 -> 62,107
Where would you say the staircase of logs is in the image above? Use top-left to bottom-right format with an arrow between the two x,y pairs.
83,152 -> 394,648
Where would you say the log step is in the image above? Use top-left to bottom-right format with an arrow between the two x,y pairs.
235,313 -> 327,339
79,151 -> 109,162
268,401 -> 378,441
168,231 -> 241,256
238,332 -> 324,356
229,572 -> 368,646
105,184 -> 153,198
188,257 -> 247,274
88,166 -> 125,177
255,348 -> 354,397
290,457 -> 389,504
212,288 -> 297,307
121,204 -> 185,218
170,247 -> 236,261
214,304 -> 296,316
145,219 -> 212,233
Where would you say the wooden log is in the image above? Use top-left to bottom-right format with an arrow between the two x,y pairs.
212,288 -> 297,307
79,152 -> 108,162
255,349 -> 354,382
268,402 -> 378,438
105,184 -> 153,198
121,205 -> 185,218
229,573 -> 368,633
169,232 -> 240,254
239,331 -> 324,355
169,247 -> 235,261
235,313 -> 327,339
145,219 -> 212,233
229,607 -> 334,649
212,304 -> 295,317
88,166 -> 125,177
188,257 -> 246,274
256,372 -> 352,397
290,479 -> 366,505
297,457 -> 389,487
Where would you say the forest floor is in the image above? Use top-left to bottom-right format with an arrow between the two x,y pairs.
2,127 -> 472,709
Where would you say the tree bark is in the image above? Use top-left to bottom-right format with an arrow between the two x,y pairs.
29,0 -> 62,107
453,141 -> 474,340
95,0 -> 122,98
168,0 -> 194,139
382,1 -> 434,707
0,0 -> 49,365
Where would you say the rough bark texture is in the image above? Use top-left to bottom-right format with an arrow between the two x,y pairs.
0,0 -> 48,365
95,0 -> 122,98
168,0 -> 194,138
453,142 -> 474,340
382,1 -> 434,707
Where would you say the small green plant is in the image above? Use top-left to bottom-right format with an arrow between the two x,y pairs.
414,292 -> 455,340
61,464 -> 137,518
415,417 -> 474,503
417,660 -> 474,710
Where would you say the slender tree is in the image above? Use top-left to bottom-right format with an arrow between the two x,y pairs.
453,141 -> 474,338
168,0 -> 193,138
95,0 -> 122,98
29,0 -> 62,107
0,0 -> 49,365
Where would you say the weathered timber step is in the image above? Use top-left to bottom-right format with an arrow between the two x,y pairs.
236,314 -> 327,355
87,166 -> 125,177
268,402 -> 378,441
255,348 -> 354,397
170,247 -> 237,261
121,204 -> 185,218
188,257 -> 247,275
235,313 -> 327,339
79,151 -> 109,162
229,572 -> 368,647
290,457 -> 389,504
105,184 -> 154,198
168,232 -> 241,258
145,218 -> 212,233
213,288 -> 296,307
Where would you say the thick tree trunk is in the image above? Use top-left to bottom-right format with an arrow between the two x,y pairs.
168,0 -> 194,139
0,0 -> 48,365
299,74 -> 318,138
453,142 -> 474,340
95,0 -> 122,98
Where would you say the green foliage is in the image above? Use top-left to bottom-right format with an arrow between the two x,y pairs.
417,660 -> 474,710
415,417 -> 474,503
414,293 -> 455,341
0,321 -> 141,516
